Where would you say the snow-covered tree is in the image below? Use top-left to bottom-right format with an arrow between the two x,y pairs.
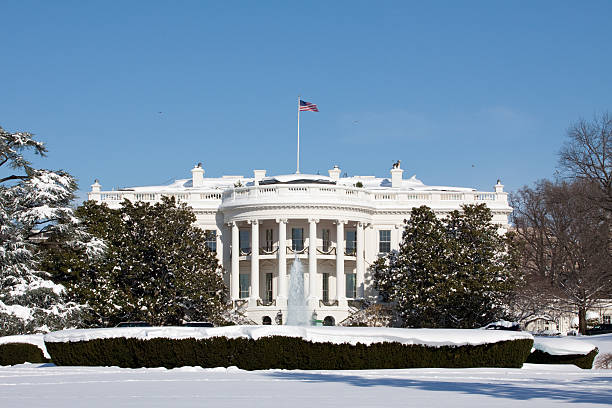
62,197 -> 228,327
0,125 -> 95,335
372,205 -> 516,328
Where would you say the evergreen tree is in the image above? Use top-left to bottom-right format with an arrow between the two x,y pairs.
61,197 -> 228,326
372,204 -> 516,328
0,125 -> 97,335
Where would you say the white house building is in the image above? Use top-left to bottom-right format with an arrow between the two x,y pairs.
88,163 -> 512,325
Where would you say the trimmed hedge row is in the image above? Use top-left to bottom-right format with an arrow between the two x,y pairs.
45,336 -> 534,369
0,343 -> 48,366
526,348 -> 598,369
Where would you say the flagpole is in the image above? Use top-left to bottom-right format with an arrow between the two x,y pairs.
297,95 -> 300,174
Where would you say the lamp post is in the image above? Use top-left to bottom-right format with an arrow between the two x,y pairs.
276,310 -> 283,325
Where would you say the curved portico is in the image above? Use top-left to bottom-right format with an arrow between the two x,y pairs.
220,176 -> 374,324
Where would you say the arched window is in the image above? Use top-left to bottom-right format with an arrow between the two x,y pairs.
262,316 -> 272,325
323,316 -> 335,326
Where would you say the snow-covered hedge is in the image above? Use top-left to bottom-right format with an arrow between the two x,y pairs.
44,326 -> 534,369
0,334 -> 49,365
527,337 -> 599,369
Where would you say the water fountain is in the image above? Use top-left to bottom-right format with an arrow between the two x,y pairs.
285,258 -> 310,325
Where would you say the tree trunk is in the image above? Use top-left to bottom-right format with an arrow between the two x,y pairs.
578,307 -> 587,335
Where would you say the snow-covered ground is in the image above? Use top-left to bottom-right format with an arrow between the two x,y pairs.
0,363 -> 610,408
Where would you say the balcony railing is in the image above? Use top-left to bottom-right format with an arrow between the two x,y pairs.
92,183 -> 507,208
317,246 -> 336,255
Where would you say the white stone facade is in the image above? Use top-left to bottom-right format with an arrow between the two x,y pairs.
89,164 -> 512,325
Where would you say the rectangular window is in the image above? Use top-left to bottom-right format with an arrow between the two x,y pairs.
239,274 -> 249,298
346,273 -> 356,298
265,229 -> 274,252
205,230 -> 217,252
322,229 -> 330,252
322,273 -> 329,302
292,228 -> 304,251
379,230 -> 391,253
265,273 -> 273,302
345,230 -> 356,255
604,315 -> 611,324
239,230 -> 251,254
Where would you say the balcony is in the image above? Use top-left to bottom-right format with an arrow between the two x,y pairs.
92,183 -> 509,214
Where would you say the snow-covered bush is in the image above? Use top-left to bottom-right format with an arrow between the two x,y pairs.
59,197 -> 228,327
372,205 -> 517,329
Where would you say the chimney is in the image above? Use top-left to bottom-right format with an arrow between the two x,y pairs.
328,165 -> 341,181
390,163 -> 403,188
495,179 -> 504,193
91,179 -> 101,192
253,169 -> 266,185
191,163 -> 205,187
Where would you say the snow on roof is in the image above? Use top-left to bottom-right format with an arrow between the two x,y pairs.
44,325 -> 532,347
260,174 -> 335,185
111,172 -> 476,193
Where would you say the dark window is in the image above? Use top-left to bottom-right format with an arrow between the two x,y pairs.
322,229 -> 330,252
322,273 -> 329,302
379,230 -> 391,253
345,230 -> 356,255
265,273 -> 273,302
323,316 -> 335,326
262,316 -> 272,325
265,229 -> 274,251
239,230 -> 250,254
205,230 -> 217,252
239,274 -> 249,298
292,228 -> 304,251
346,273 -> 356,298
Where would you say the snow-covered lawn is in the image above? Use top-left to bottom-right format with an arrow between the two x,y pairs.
0,363 -> 610,408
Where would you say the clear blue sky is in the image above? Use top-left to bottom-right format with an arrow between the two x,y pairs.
2,1 -> 611,200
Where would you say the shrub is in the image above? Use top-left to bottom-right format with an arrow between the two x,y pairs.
526,348 -> 598,369
46,336 -> 533,369
594,353 -> 612,369
0,343 -> 48,365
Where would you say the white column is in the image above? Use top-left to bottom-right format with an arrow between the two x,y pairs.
308,218 -> 319,306
231,222 -> 239,300
356,222 -> 365,299
277,218 -> 287,305
250,220 -> 259,302
335,220 -> 345,303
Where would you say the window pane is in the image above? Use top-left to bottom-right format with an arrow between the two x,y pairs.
346,230 -> 356,255
322,229 -> 330,252
265,229 -> 274,251
205,230 -> 217,252
345,273 -> 356,298
322,273 -> 329,302
292,228 -> 304,251
239,274 -> 249,298
379,229 -> 391,253
239,230 -> 251,253
265,273 -> 273,302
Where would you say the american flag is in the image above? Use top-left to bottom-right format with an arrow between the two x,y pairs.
299,100 -> 319,112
